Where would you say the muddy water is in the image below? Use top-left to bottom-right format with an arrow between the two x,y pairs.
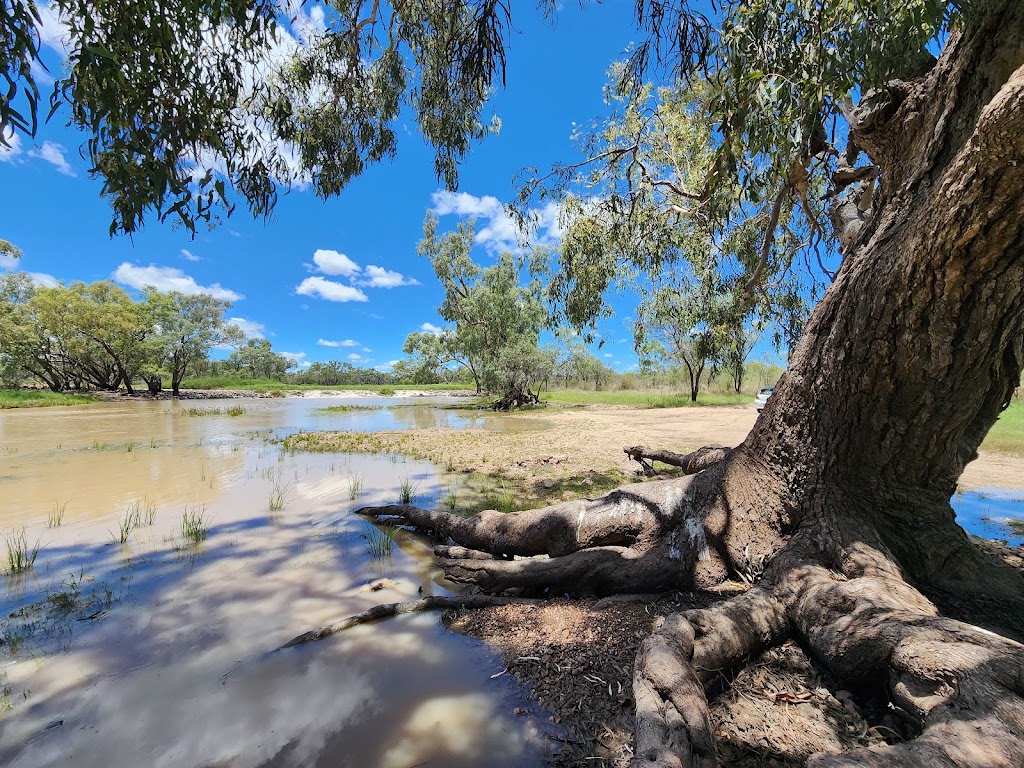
0,397 -> 553,767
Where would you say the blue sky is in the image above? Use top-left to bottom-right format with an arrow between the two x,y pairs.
1,1 -> 777,374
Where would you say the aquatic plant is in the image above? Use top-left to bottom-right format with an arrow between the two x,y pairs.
124,441 -> 135,453
361,521 -> 399,559
48,501 -> 68,528
347,472 -> 364,500
5,529 -> 41,574
226,405 -> 246,417
181,506 -> 210,543
268,480 -> 290,512
113,502 -> 143,544
398,476 -> 419,505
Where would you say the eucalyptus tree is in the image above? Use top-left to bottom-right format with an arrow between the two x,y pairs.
228,338 -> 294,379
143,290 -> 242,395
5,1 -> 1024,765
357,4 -> 1024,767
402,328 -> 481,392
418,213 -> 549,407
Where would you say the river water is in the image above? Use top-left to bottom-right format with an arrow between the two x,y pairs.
0,397 -> 553,768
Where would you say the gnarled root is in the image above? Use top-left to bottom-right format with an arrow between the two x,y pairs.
793,564 -> 1024,767
356,476 -> 705,593
631,586 -> 790,767
632,555 -> 1024,768
625,445 -> 731,476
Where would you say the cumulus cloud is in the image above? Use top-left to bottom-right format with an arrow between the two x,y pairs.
312,249 -> 361,277
359,265 -> 420,288
430,191 -> 565,253
113,263 -> 243,301
227,317 -> 265,338
295,276 -> 368,303
347,353 -> 369,364
181,248 -> 201,262
0,127 -> 22,163
28,272 -> 59,287
300,250 -> 418,302
317,338 -> 360,348
29,141 -> 75,176
420,322 -> 444,334
0,253 -> 18,270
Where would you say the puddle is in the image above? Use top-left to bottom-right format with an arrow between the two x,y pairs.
952,488 -> 1024,546
0,399 -> 553,767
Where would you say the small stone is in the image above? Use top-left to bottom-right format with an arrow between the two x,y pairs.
360,578 -> 399,592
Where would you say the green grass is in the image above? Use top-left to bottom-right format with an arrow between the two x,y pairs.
182,405 -> 246,417
347,472 -> 364,500
542,389 -> 752,408
314,404 -> 383,413
268,480 -> 290,512
398,476 -> 419,505
5,529 -> 41,574
177,376 -> 472,393
360,521 -> 400,559
181,506 -> 210,543
0,389 -> 98,409
113,502 -> 143,544
981,400 -> 1024,454
48,501 -> 68,528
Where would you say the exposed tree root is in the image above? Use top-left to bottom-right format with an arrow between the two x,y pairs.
277,594 -> 535,649
624,445 -> 731,476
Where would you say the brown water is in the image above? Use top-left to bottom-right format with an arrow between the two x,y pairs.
0,398 -> 553,767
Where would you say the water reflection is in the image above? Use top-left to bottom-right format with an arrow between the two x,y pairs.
0,399 -> 551,767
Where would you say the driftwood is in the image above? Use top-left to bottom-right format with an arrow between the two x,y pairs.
624,445 -> 731,475
278,594 -> 533,649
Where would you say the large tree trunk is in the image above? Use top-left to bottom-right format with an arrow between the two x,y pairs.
357,7 -> 1024,767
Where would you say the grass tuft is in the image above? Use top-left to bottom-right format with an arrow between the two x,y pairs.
398,476 -> 419,505
268,480 -> 290,512
5,529 -> 42,574
48,501 -> 68,528
361,522 -> 400,558
347,472 -> 365,500
181,506 -> 210,543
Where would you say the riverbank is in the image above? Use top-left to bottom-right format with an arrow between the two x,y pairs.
0,390 -> 98,408
285,401 -> 1024,766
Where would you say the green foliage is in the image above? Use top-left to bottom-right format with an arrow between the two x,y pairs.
3,1 -> 513,234
413,214 -> 553,406
0,389 -> 97,408
228,338 -> 294,380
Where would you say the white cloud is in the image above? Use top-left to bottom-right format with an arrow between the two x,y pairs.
0,127 -> 22,163
181,248 -> 201,262
420,322 -> 444,334
347,353 -> 369,364
28,272 -> 59,287
317,338 -> 360,348
359,265 -> 420,288
430,190 -> 565,253
603,353 -> 614,358
295,276 -> 368,303
0,253 -> 18,269
113,263 -> 243,301
227,317 -> 265,338
29,141 -> 75,176
312,249 -> 361,277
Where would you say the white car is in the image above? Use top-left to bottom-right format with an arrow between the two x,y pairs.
754,386 -> 775,412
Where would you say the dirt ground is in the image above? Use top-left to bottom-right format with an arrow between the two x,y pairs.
290,403 -> 1024,766
291,403 -> 1024,492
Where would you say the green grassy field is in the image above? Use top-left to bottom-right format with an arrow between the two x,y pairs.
541,389 -> 752,408
980,400 -> 1024,454
0,389 -> 98,409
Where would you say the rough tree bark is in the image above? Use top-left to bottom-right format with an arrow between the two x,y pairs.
357,6 -> 1024,766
